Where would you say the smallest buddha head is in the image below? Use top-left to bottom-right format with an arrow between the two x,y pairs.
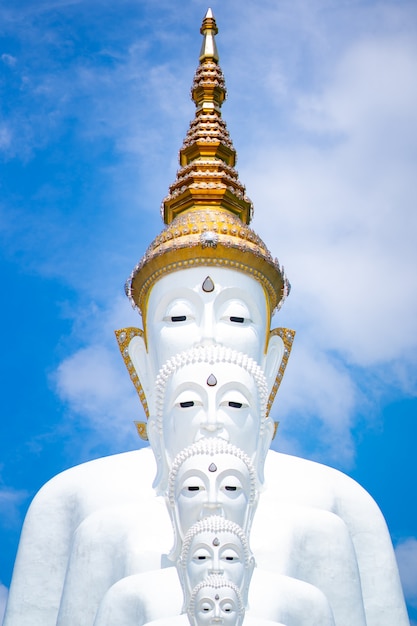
178,515 -> 255,611
167,438 -> 257,556
187,574 -> 245,626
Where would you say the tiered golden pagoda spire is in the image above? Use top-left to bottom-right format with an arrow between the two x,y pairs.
163,9 -> 252,225
126,9 -> 290,317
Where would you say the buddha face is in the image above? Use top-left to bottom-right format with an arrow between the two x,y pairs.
173,452 -> 254,538
187,530 -> 245,581
145,267 -> 268,376
161,360 -> 263,464
182,529 -> 253,608
189,583 -> 243,626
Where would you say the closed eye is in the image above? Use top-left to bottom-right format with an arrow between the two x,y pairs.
230,316 -> 244,323
228,401 -> 242,408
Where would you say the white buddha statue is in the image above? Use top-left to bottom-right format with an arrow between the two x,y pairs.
167,440 -> 258,553
177,516 -> 255,610
3,9 -> 409,626
148,344 -> 272,493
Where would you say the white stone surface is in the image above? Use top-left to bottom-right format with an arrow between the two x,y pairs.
92,567 -> 335,626
3,448 -> 408,626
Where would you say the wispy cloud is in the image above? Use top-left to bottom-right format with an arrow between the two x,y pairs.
52,295 -> 145,455
0,486 -> 28,530
35,1 -> 415,470
240,26 -> 417,462
396,537 -> 417,609
2,0 -> 415,470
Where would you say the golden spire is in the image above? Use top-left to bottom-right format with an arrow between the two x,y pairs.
162,8 -> 252,225
126,10 -> 290,317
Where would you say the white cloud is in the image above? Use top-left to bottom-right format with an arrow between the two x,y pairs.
53,296 -> 146,453
54,342 -> 141,443
395,537 -> 417,609
0,583 -> 8,625
272,340 -> 357,463
0,125 -> 12,151
7,0 -> 413,469
0,487 -> 28,529
1,53 -> 16,67
247,35 -> 417,376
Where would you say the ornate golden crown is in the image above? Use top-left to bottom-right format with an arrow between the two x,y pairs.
125,9 -> 290,316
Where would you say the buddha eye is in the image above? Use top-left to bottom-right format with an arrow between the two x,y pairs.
163,299 -> 195,323
220,477 -> 243,496
228,401 -> 242,409
229,316 -> 244,323
221,548 -> 240,563
187,485 -> 201,491
171,315 -> 187,322
180,401 -> 195,408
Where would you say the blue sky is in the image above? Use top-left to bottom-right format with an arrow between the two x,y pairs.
1,0 -> 416,622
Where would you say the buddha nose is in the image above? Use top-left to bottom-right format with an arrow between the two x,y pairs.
200,481 -> 223,518
200,305 -> 216,344
209,553 -> 223,576
200,402 -> 223,433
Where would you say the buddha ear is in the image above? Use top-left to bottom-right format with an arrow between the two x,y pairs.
128,334 -> 155,415
255,418 -> 275,487
147,416 -> 168,495
264,332 -> 285,398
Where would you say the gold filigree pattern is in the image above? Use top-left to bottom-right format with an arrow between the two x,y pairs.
267,328 -> 296,416
126,209 -> 290,317
134,421 -> 148,441
114,327 -> 149,418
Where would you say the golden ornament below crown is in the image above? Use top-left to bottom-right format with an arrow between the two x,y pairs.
125,207 -> 290,316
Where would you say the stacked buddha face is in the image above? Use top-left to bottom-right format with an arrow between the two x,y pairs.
117,10 -> 293,625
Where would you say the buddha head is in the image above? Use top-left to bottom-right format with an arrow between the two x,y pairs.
166,438 -> 257,554
187,574 -> 245,626
126,267 -> 289,421
178,515 -> 254,610
118,11 -> 292,439
147,344 -> 273,492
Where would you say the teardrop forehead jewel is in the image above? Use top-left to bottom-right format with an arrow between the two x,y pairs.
207,374 -> 217,386
202,276 -> 215,292
124,9 -> 290,318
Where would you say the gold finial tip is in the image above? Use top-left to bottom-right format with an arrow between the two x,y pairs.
200,7 -> 219,61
